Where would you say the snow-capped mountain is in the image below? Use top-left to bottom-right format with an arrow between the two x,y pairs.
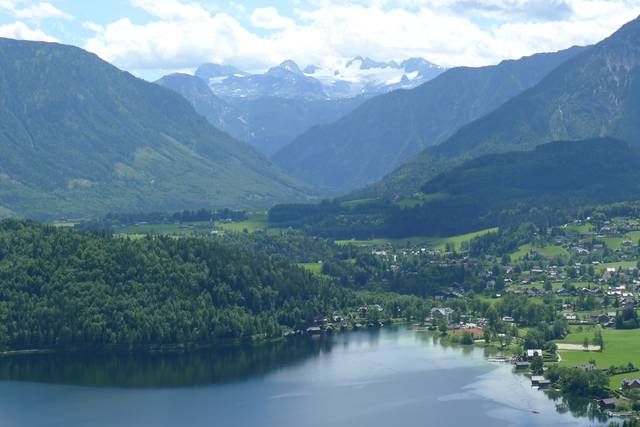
195,56 -> 444,100
309,56 -> 445,98
195,60 -> 327,100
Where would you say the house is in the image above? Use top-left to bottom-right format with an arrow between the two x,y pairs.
622,378 -> 640,390
306,326 -> 322,335
603,268 -> 617,281
527,349 -> 543,359
431,307 -> 454,322
531,376 -> 546,385
502,316 -> 515,323
537,379 -> 552,389
589,313 -> 614,325
514,362 -> 530,370
599,398 -> 620,409
575,363 -> 596,371
434,289 -> 461,300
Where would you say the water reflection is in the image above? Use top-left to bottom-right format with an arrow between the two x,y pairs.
0,327 -> 620,426
0,336 -> 338,388
545,390 -> 611,424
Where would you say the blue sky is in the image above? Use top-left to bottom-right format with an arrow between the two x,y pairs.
1,0 -> 640,80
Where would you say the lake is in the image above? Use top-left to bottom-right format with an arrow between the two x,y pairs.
0,327 -> 613,427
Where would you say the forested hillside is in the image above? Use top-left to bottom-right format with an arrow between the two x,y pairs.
274,46 -> 586,194
367,15 -> 640,199
0,220 -> 355,350
0,38 -> 311,219
270,138 -> 640,238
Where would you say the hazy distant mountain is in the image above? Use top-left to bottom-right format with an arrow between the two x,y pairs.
195,63 -> 248,82
199,60 -> 327,100
181,56 -> 442,155
369,15 -> 640,199
157,73 -> 366,156
273,46 -> 586,195
0,38 -> 313,219
196,56 -> 444,101
156,73 -> 252,143
224,96 -> 368,155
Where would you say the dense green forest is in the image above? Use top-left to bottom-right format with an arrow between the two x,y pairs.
0,220 -> 439,351
270,138 -> 640,239
0,220 -> 361,350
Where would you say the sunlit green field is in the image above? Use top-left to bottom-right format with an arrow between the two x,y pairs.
114,212 -> 273,236
595,261 -> 638,273
215,211 -> 269,233
335,227 -> 497,251
556,327 -> 640,388
393,193 -> 449,208
116,221 -> 213,236
511,244 -> 569,260
339,198 -> 380,209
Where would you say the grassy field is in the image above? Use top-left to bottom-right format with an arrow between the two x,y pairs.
298,262 -> 323,274
596,261 -> 638,273
335,228 -> 497,251
556,327 -> 640,388
393,193 -> 449,208
215,211 -> 269,233
564,222 -> 594,234
297,262 -> 333,280
340,198 -> 379,209
335,237 -> 434,247
116,221 -> 213,236
511,244 -> 569,260
114,211 -> 272,236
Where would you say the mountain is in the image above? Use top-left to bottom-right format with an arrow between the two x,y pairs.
157,73 -> 366,156
201,60 -> 328,100
195,63 -> 248,82
370,15 -> 640,199
224,96 -> 367,156
0,37 -> 313,219
196,56 -> 444,101
317,56 -> 445,98
155,73 -> 252,143
269,138 -> 640,238
181,57 -> 443,156
408,138 -> 640,235
273,46 -> 587,195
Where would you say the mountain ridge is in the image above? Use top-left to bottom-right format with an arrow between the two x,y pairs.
0,37 -> 313,219
363,15 -> 640,200
274,45 -> 588,195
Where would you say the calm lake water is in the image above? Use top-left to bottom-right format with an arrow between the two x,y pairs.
0,327 -> 614,427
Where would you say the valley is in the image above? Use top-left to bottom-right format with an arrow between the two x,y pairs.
1,5 -> 640,427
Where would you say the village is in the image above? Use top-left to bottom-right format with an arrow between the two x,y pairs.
361,214 -> 640,418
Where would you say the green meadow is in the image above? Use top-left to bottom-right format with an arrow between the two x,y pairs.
556,327 -> 640,388
215,211 -> 269,233
511,244 -> 569,260
335,227 -> 497,251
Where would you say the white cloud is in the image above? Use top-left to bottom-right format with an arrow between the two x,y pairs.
0,20 -> 58,41
0,1 -> 72,22
82,0 -> 640,74
251,7 -> 295,30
